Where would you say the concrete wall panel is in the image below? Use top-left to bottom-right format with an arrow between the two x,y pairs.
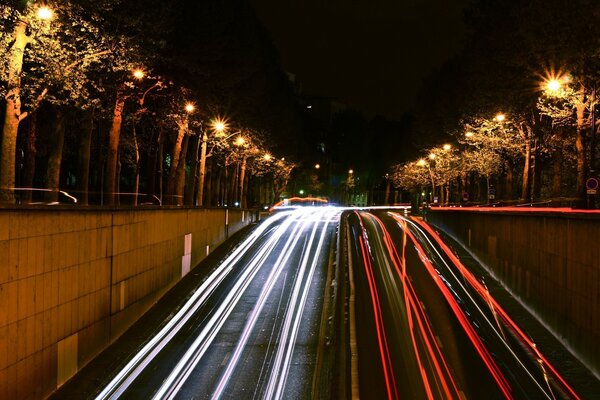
428,209 -> 600,376
0,207 -> 253,399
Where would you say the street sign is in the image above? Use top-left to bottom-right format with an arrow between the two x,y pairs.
587,178 -> 598,195
586,178 -> 599,190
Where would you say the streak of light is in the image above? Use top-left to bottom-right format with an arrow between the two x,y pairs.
215,208 -> 339,399
432,206 -> 600,214
354,212 -> 399,400
374,214 -> 460,399
153,209 -> 324,399
95,210 -> 295,400
263,208 -> 338,399
386,213 -> 513,398
408,216 -> 580,400
357,212 -> 460,398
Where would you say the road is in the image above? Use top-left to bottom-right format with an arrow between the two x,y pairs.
94,207 -> 340,400
344,209 -> 582,399
52,206 -> 596,399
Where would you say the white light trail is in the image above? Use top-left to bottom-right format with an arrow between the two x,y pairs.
263,208 -> 338,400
95,211 -> 293,400
154,207 -> 340,400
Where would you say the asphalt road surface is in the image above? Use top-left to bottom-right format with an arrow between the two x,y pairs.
52,206 -> 599,399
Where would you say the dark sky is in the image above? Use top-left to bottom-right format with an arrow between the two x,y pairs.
249,0 -> 469,120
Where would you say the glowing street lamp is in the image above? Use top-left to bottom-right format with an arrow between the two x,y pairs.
264,153 -> 272,161
443,143 -> 452,151
234,136 -> 245,146
546,79 -> 561,93
212,119 -> 226,133
465,131 -> 474,138
185,103 -> 195,113
428,153 -> 436,160
494,113 -> 506,122
133,69 -> 145,80
36,6 -> 54,20
314,163 -> 320,169
348,169 -> 354,174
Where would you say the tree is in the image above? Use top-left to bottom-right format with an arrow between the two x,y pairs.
1,1 -> 112,203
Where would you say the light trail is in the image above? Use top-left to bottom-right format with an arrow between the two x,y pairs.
408,215 -> 581,400
354,212 -> 460,399
353,212 -> 399,400
153,208 -> 325,400
262,208 -> 338,399
95,210 -> 294,400
212,208 -> 339,399
375,214 -> 460,399
388,212 -> 579,399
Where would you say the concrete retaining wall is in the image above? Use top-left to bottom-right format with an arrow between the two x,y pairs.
427,209 -> 600,375
0,207 -> 254,399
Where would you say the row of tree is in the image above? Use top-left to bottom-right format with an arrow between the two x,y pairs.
1,0 -> 301,206
397,0 -> 600,207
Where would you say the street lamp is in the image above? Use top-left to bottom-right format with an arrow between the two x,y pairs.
234,136 -> 245,146
36,6 -> 54,20
494,113 -> 506,122
132,69 -> 145,80
443,143 -> 452,151
315,163 -> 320,169
185,103 -> 195,113
348,169 -> 354,174
546,79 -> 561,93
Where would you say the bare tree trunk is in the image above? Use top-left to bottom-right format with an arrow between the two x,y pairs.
167,120 -> 187,204
104,93 -> 125,206
533,139 -> 542,200
76,109 -> 94,205
239,157 -> 247,208
197,132 -> 208,206
552,128 -> 564,198
45,107 -> 66,203
205,160 -> 214,207
521,125 -> 531,201
146,127 -> 163,204
384,178 -> 391,205
0,21 -> 31,203
157,133 -> 165,205
22,112 -> 37,203
132,124 -> 140,206
174,135 -> 189,206
185,134 -> 199,206
575,84 -> 588,203
229,164 -> 238,206
505,160 -> 514,200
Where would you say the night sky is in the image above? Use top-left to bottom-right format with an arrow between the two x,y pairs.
249,0 -> 470,120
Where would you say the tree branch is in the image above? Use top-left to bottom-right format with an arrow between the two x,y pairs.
64,49 -> 112,72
